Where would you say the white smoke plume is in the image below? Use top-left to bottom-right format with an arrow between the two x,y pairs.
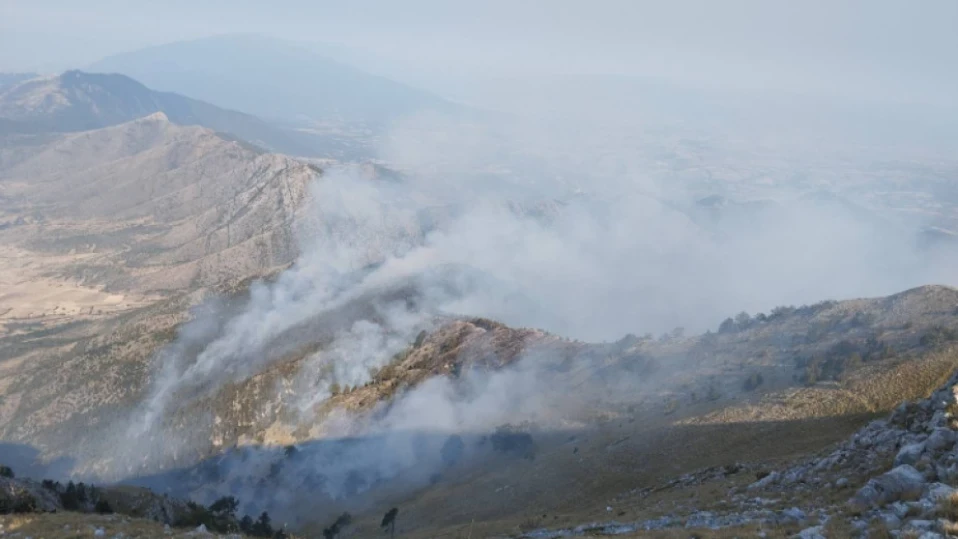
79,107 -> 958,525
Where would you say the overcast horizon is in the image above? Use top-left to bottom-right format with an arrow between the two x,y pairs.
2,0 -> 957,109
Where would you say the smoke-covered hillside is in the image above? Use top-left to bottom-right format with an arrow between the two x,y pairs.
4,3 -> 958,537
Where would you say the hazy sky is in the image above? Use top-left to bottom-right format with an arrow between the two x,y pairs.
2,0 -> 957,105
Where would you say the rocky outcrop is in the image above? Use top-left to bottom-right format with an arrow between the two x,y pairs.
848,465 -> 926,512
744,358 -> 958,536
523,352 -> 958,538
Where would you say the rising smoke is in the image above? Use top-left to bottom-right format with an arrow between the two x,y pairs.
86,107 -> 958,524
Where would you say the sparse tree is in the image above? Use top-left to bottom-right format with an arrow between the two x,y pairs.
209,496 -> 239,518
803,355 -> 823,385
846,352 -> 863,371
322,512 -> 353,539
490,426 -> 537,460
718,317 -> 736,334
381,507 -> 399,538
94,499 -> 113,514
61,481 -> 80,510
252,511 -> 273,537
743,372 -> 764,392
734,311 -> 751,328
0,465 -> 13,478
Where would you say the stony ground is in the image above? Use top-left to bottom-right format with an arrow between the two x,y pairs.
510,355 -> 958,538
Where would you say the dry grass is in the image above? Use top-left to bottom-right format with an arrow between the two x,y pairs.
685,346 -> 958,428
822,515 -> 857,537
345,409 -> 875,539
937,491 -> 958,522
846,346 -> 958,411
0,511 -> 242,538
866,518 -> 893,539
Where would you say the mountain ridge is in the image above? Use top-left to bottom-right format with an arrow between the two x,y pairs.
0,70 -> 359,158
88,34 -> 461,126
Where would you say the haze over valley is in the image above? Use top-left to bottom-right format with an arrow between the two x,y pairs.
2,2 -> 958,537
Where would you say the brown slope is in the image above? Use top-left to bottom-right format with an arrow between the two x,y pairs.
0,112 -> 315,292
60,285 -> 958,528
0,113 -> 317,456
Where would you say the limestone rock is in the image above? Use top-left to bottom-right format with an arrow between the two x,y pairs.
896,442 -> 926,467
848,465 -> 926,511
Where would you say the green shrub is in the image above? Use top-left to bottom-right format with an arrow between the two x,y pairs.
176,501 -> 219,532
94,499 -> 113,514
251,511 -> 274,537
322,512 -> 353,539
490,425 -> 537,460
921,326 -> 958,347
743,372 -> 764,391
718,317 -> 736,333
209,496 -> 239,517
60,481 -> 81,510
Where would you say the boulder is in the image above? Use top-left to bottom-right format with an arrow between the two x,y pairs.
748,472 -> 779,490
905,519 -> 935,532
848,465 -> 926,511
938,463 -> 958,484
925,482 -> 958,502
890,501 -> 910,519
795,525 -> 825,539
896,442 -> 926,467
881,513 -> 902,530
926,428 -> 956,453
782,507 -> 806,521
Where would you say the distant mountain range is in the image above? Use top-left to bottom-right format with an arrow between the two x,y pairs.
0,70 -> 364,159
88,34 -> 461,126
